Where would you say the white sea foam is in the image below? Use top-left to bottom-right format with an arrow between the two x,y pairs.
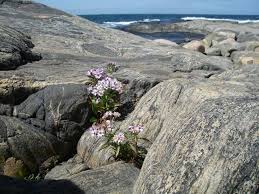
181,17 -> 259,24
103,18 -> 160,27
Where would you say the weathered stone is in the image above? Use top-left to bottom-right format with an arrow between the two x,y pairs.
216,31 -> 236,39
44,155 -> 88,180
215,38 -> 241,57
0,142 -> 9,173
46,162 -> 140,194
0,84 -> 89,172
0,116 -> 67,172
231,51 -> 259,65
131,66 -> 259,194
0,24 -> 41,70
153,39 -> 178,46
77,130 -> 115,169
39,155 -> 60,177
0,1 -> 233,94
4,157 -> 29,178
205,47 -> 221,56
242,41 -> 259,51
14,84 -> 89,144
183,40 -> 205,53
241,57 -> 255,65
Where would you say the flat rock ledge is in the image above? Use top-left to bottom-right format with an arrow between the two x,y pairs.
45,161 -> 139,194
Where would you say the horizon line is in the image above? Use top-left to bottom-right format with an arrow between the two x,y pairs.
76,13 -> 259,16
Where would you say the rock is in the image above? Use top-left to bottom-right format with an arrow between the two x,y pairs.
231,51 -> 259,65
0,143 -> 10,173
0,1 -> 233,94
237,32 -> 259,42
183,40 -> 205,53
0,24 -> 41,70
205,47 -> 221,56
153,39 -> 178,46
0,84 -> 89,172
216,31 -> 236,40
131,66 -> 259,193
215,38 -> 241,57
77,130 -> 115,169
3,157 -> 29,178
39,156 -> 60,177
241,57 -> 255,65
205,32 -> 236,48
0,116 -> 68,172
0,162 -> 139,194
46,162 -> 139,194
45,155 -> 88,180
13,84 -> 89,144
242,41 -> 259,51
0,104 -> 12,116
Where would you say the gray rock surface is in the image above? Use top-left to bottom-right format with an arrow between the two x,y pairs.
231,51 -> 259,65
0,1 -> 259,193
0,1 -> 232,94
0,84 -> 89,172
205,47 -> 221,56
46,162 -> 140,194
0,24 -> 41,70
129,65 -> 259,193
0,115 -> 66,172
45,155 -> 88,180
124,20 -> 259,40
183,40 -> 205,53
124,21 -> 259,59
77,130 -> 115,169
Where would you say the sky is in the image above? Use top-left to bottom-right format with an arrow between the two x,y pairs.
36,0 -> 259,15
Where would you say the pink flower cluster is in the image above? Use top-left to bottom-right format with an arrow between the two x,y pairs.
128,125 -> 144,134
112,125 -> 145,144
89,123 -> 105,137
89,111 -> 120,137
87,68 -> 123,98
102,111 -> 121,119
87,68 -> 106,80
113,132 -> 125,144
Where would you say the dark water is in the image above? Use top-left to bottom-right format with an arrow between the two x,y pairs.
79,14 -> 259,43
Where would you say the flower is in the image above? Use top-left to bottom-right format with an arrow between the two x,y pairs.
88,77 -> 123,97
113,132 -> 126,144
113,112 -> 121,118
89,124 -> 105,137
87,68 -> 106,80
128,125 -> 144,134
105,120 -> 113,132
102,111 -> 121,119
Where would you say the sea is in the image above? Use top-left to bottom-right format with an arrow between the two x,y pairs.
79,14 -> 259,43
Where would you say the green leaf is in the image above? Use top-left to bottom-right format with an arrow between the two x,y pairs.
89,117 -> 97,123
139,137 -> 151,143
99,142 -> 110,151
115,146 -> 121,158
129,143 -> 137,154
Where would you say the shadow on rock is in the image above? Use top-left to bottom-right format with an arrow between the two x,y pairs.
0,175 -> 85,194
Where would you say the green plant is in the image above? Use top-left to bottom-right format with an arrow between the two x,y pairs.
86,67 -> 148,168
24,173 -> 41,181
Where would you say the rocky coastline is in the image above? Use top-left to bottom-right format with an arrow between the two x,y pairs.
0,1 -> 258,194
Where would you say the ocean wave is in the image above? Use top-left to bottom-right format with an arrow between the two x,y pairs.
103,18 -> 160,27
181,17 -> 259,24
